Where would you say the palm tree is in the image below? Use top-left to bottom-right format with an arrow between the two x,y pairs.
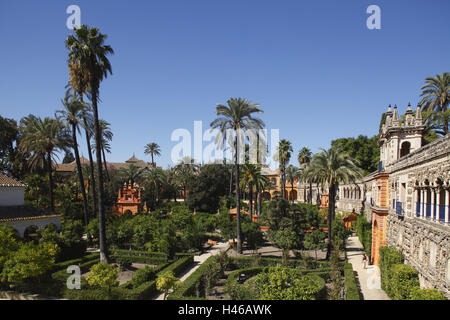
306,147 -> 362,258
253,166 -> 269,220
146,166 -> 165,205
19,116 -> 70,212
55,90 -> 90,225
286,165 -> 299,203
144,142 -> 161,167
298,147 -> 312,203
210,97 -> 265,253
68,60 -> 98,221
92,119 -> 113,181
277,139 -> 293,199
119,164 -> 147,187
419,72 -> 450,135
66,24 -> 114,263
240,163 -> 260,215
174,157 -> 198,201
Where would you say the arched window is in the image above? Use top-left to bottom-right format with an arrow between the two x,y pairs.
400,141 -> 411,158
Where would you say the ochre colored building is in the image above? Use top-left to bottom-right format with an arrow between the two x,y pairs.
112,183 -> 147,216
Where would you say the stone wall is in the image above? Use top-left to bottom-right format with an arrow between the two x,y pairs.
386,213 -> 450,298
384,134 -> 450,298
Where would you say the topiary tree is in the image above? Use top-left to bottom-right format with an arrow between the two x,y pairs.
303,229 -> 326,260
86,262 -> 118,294
271,227 -> 299,265
156,271 -> 179,300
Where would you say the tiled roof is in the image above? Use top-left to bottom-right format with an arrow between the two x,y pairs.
54,156 -> 153,172
0,205 -> 60,222
0,173 -> 26,187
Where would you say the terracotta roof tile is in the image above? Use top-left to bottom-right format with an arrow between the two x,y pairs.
0,173 -> 26,187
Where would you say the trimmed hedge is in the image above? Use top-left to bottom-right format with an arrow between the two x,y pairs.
230,256 -> 332,270
389,264 -> 420,300
355,215 -> 372,260
409,287 -> 447,300
379,246 -> 404,294
379,246 -> 447,300
52,253 -> 99,272
344,263 -> 360,300
225,266 -> 327,300
53,252 -> 194,300
168,256 -> 218,299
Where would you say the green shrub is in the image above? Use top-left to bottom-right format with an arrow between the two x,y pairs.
355,215 -> 372,259
379,246 -> 404,293
389,264 -> 419,300
115,256 -> 132,271
409,287 -> 447,300
129,266 -> 157,289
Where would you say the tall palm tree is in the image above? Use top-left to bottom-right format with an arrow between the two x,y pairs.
298,147 -> 312,203
68,61 -> 98,220
55,90 -> 90,225
286,165 -> 299,203
19,116 -> 70,212
240,163 -> 260,215
66,25 -> 114,263
92,119 -> 113,181
306,147 -> 362,258
144,142 -> 161,167
419,72 -> 450,135
277,139 -> 293,200
210,97 -> 265,253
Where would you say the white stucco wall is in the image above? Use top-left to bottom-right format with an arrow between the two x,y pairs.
1,216 -> 61,237
0,187 -> 25,206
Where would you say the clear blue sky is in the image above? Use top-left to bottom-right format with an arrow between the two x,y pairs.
1,0 -> 449,168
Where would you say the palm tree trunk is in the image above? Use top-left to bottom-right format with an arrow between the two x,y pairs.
47,152 -> 54,212
229,167 -> 233,199
249,183 -> 253,215
258,190 -> 262,220
291,182 -> 294,203
91,87 -> 108,263
309,181 -> 313,204
102,147 -> 110,181
72,123 -> 89,226
326,183 -> 335,260
235,135 -> 242,254
83,119 -> 97,218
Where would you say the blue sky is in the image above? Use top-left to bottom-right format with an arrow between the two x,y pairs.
1,0 -> 449,168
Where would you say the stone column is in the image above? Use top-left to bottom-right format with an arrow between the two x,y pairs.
420,189 -> 424,218
445,189 -> 449,224
436,190 -> 440,221
430,189 -> 435,220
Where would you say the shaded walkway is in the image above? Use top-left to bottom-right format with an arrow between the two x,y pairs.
345,236 -> 390,300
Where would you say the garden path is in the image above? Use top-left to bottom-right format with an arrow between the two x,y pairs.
154,241 -> 229,300
345,236 -> 390,300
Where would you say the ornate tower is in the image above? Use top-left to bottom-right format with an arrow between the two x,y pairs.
379,103 -> 425,168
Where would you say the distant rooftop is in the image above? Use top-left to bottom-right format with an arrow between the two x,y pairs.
0,173 -> 26,187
